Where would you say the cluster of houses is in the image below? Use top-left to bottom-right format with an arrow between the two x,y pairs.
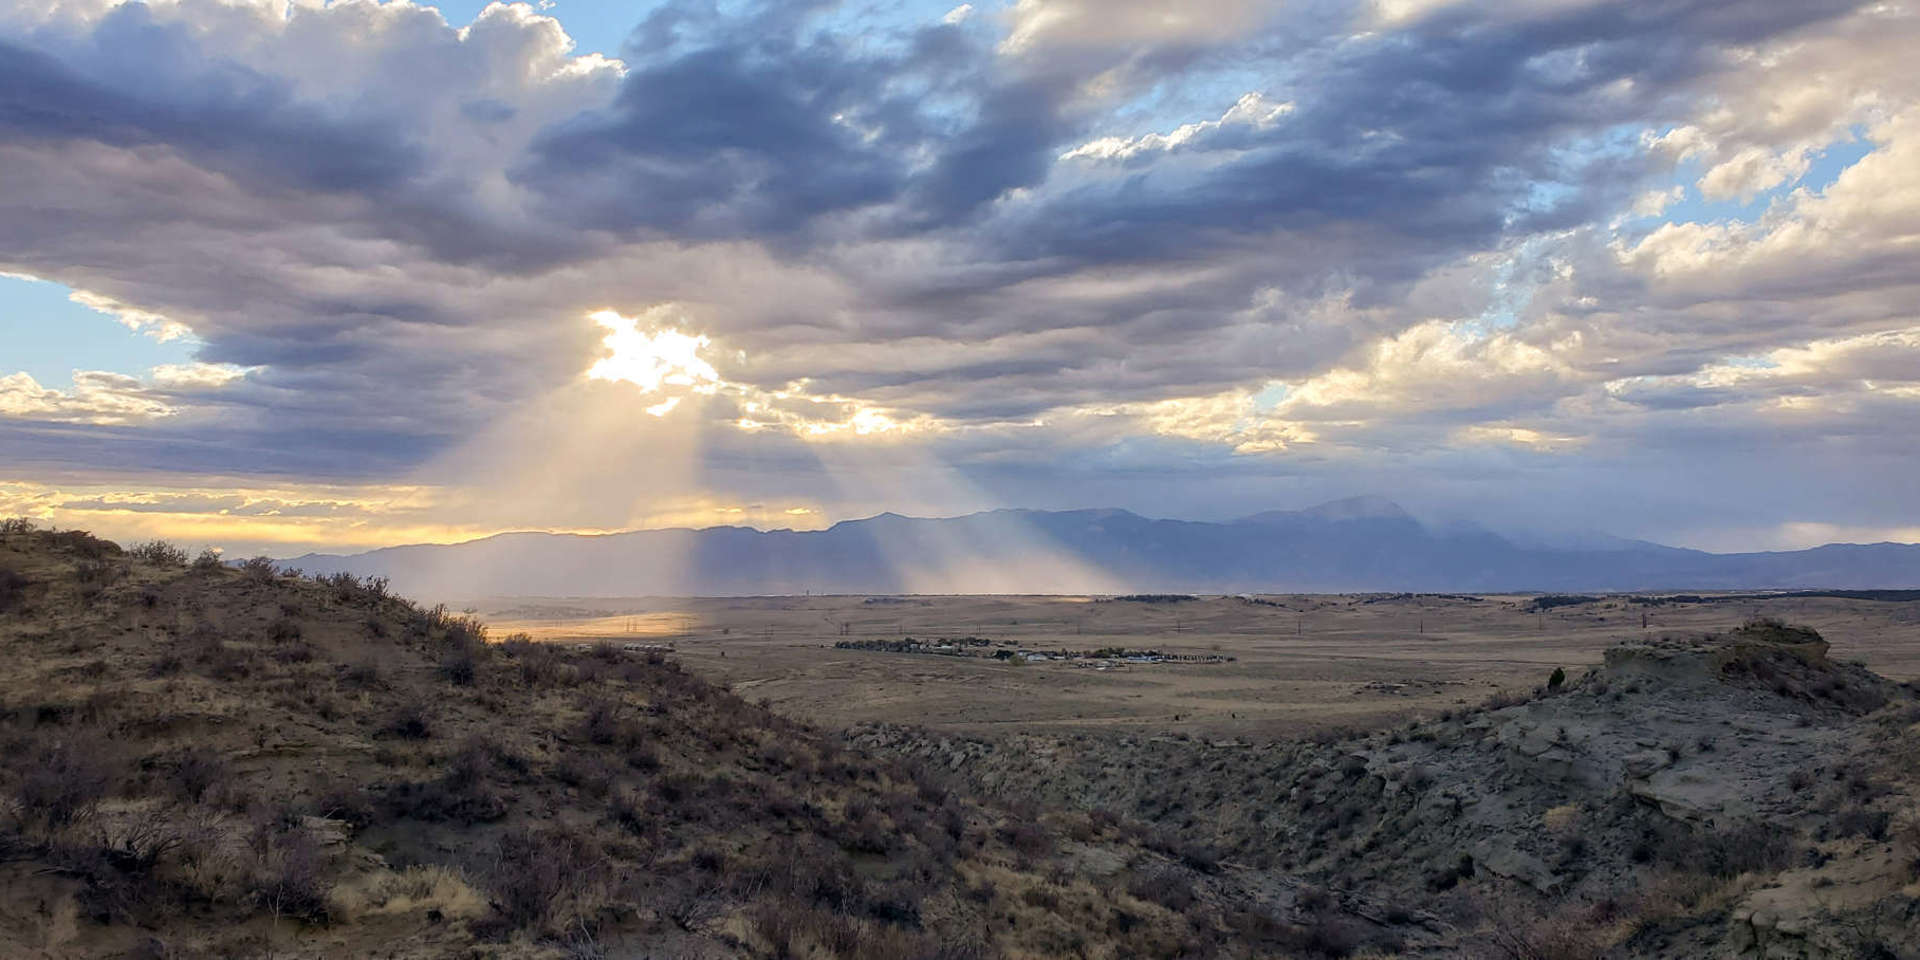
832,636 -> 993,655
833,636 -> 1233,668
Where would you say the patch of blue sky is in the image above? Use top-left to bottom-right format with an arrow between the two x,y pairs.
1250,382 -> 1292,412
1093,62 -> 1298,145
0,274 -> 197,387
1797,127 -> 1873,192
1716,354 -> 1780,370
1463,235 -> 1556,336
1635,125 -> 1873,229
421,0 -> 668,58
420,0 -> 972,61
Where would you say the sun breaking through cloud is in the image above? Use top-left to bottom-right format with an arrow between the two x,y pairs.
0,0 -> 1914,554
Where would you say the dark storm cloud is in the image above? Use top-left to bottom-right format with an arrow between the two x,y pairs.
0,8 -> 420,196
997,0 -> 1862,276
518,5 -> 1083,239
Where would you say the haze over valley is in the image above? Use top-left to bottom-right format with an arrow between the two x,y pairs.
292,497 -> 1920,599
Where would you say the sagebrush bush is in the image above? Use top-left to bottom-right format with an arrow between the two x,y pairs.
379,702 -> 432,740
0,566 -> 27,613
129,540 -> 189,566
438,647 -> 479,686
168,746 -> 228,804
483,825 -> 606,934
12,730 -> 116,830
239,556 -> 278,583
249,827 -> 333,923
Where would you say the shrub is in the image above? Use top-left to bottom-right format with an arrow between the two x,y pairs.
1832,805 -> 1891,841
1126,865 -> 1195,912
76,558 -> 123,590
14,732 -> 115,830
438,647 -> 479,686
998,820 -> 1054,860
1646,818 -> 1799,877
383,748 -> 508,824
249,828 -> 332,924
168,746 -> 229,804
239,556 -> 278,583
341,660 -> 385,689
50,811 -> 185,923
1548,667 -> 1567,691
191,633 -> 255,681
0,566 -> 27,613
483,825 -> 605,934
267,617 -> 303,643
43,529 -> 120,559
129,541 -> 189,566
192,549 -> 224,572
380,703 -> 432,740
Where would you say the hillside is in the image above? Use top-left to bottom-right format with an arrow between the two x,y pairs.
286,499 -> 1920,598
0,522 -> 1305,959
858,621 -> 1920,957
5,522 -> 1920,959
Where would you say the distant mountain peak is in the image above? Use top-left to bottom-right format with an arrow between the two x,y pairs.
286,503 -> 1920,597
1301,495 -> 1411,520
1239,495 -> 1413,526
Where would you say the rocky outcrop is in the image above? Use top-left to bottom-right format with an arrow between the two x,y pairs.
851,625 -> 1920,958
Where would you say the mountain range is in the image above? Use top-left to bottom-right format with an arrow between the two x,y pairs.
283,496 -> 1920,598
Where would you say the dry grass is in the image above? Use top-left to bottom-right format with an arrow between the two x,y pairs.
0,522 -> 1240,959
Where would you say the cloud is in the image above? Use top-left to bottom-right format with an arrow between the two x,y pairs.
0,0 -> 1915,551
0,370 -> 174,423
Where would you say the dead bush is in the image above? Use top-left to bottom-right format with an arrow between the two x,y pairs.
379,702 -> 432,740
1126,864 -> 1196,912
76,558 -> 123,593
168,746 -> 229,804
42,529 -> 120,559
1646,818 -> 1799,877
482,825 -> 606,935
438,647 -> 479,686
47,811 -> 186,924
381,735 -> 520,824
999,820 -> 1055,860
13,730 -> 116,830
580,696 -> 645,748
341,660 -> 384,690
1,566 -> 31,612
248,826 -> 332,924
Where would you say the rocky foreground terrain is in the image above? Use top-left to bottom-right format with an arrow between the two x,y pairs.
2,521 -> 1918,958
857,621 -> 1920,958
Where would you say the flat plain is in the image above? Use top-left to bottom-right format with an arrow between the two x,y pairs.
483,592 -> 1920,739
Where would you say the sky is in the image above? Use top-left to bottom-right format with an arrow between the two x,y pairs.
2,0 -> 1918,558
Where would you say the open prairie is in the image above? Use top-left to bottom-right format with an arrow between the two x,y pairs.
484,592 -> 1920,739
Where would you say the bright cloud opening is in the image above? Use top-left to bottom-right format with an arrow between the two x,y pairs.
587,308 -> 722,394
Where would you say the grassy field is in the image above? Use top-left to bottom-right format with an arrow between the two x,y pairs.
485,592 -> 1920,739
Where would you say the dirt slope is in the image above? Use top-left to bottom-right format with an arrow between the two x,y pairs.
0,523 -> 1304,959
855,622 -> 1920,958
6,522 -> 1917,959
